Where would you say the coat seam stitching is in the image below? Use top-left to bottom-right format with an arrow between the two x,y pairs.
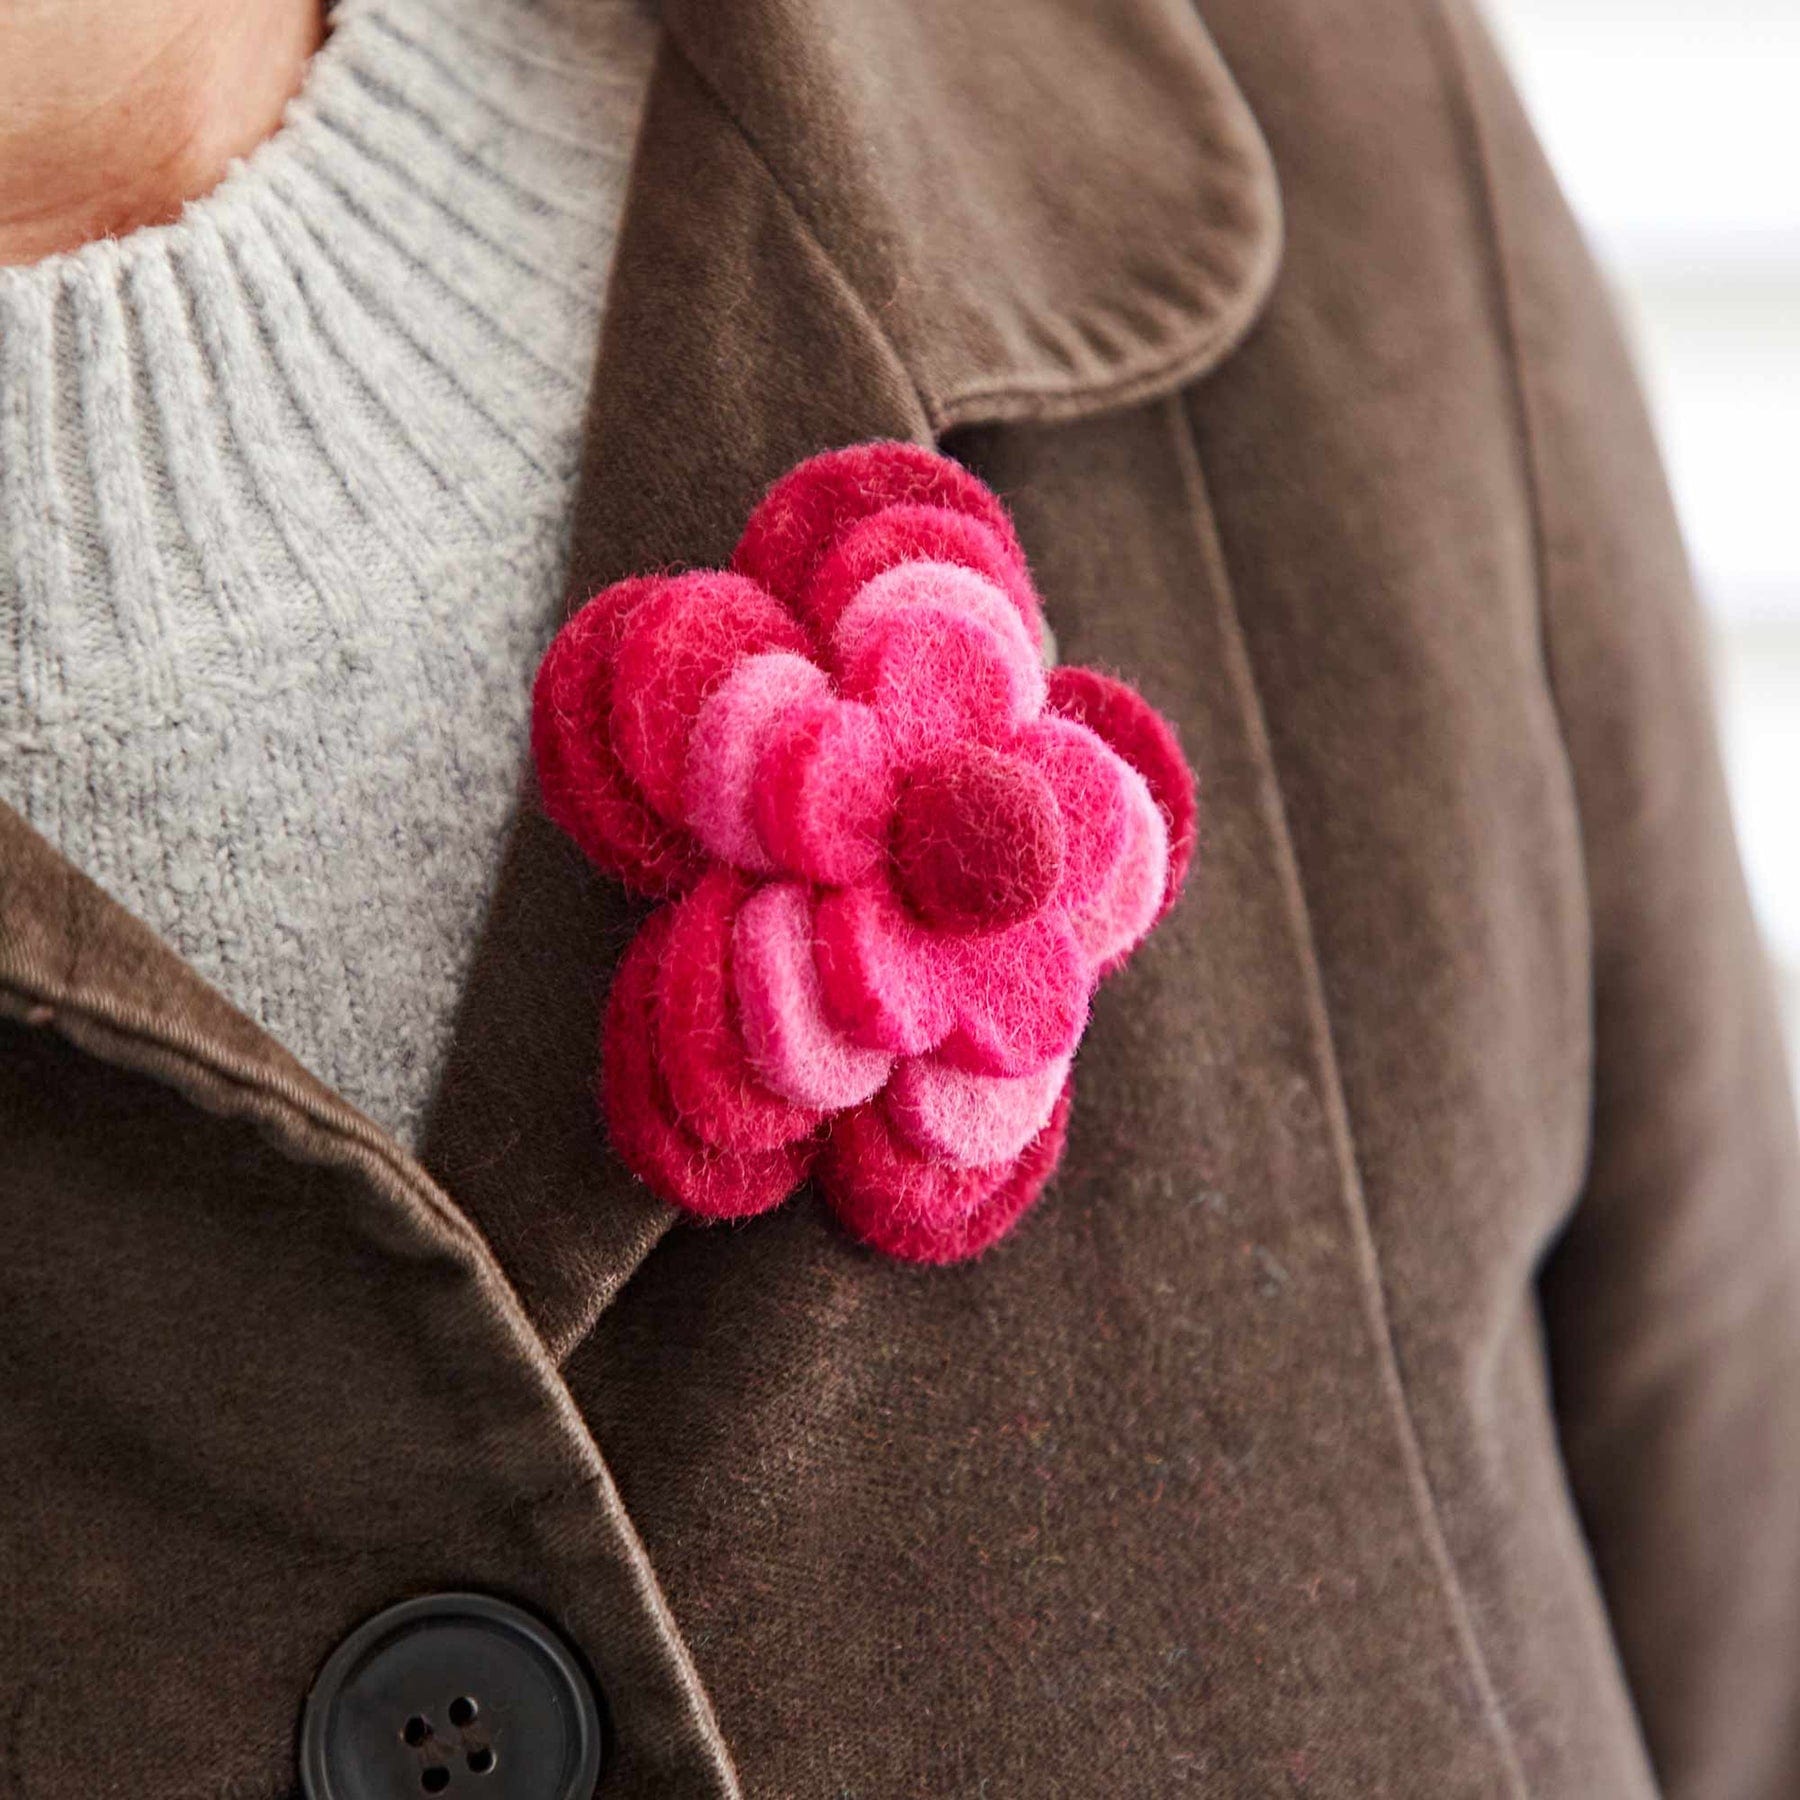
1412,0 -> 1603,1196
1165,392 -> 1534,1799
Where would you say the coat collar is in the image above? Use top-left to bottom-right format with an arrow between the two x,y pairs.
1,0 -> 1282,1357
656,0 -> 1282,435
556,0 -> 1281,603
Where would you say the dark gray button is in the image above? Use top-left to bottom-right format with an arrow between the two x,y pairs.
300,1593 -> 604,1800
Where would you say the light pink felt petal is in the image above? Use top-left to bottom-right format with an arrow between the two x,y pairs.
885,1052 -> 1071,1168
830,564 -> 1045,756
1015,715 -> 1133,910
752,696 -> 896,886
609,571 -> 808,821
734,882 -> 895,1109
683,652 -> 830,870
938,912 -> 1091,1078
1069,756 -> 1171,972
814,879 -> 956,1056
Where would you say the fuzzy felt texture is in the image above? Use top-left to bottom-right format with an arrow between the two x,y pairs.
892,743 -> 1066,931
735,881 -> 896,1109
802,504 -> 1041,650
823,1078 -> 1074,1264
610,572 -> 809,820
534,440 -> 1197,1260
733,441 -> 1025,619
752,697 -> 895,886
600,908 -> 816,1219
654,868 -> 824,1152
885,1051 -> 1071,1167
531,576 -> 705,896
684,652 -> 831,871
1047,664 -> 1198,919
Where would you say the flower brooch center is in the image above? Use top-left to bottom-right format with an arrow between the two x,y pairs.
531,441 -> 1196,1263
892,743 -> 1064,932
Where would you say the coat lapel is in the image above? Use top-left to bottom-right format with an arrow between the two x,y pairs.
1,0 -> 1282,1361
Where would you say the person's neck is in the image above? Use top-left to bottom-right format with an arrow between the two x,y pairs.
0,0 -> 326,267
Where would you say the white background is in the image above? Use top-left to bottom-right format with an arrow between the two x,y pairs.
1488,0 -> 1800,1090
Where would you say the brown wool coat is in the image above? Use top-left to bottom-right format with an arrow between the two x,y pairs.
4,1 -> 1797,1795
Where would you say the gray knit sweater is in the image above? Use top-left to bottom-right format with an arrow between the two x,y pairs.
0,0 -> 657,1145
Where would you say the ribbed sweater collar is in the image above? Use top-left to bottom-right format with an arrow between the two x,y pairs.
0,0 -> 650,726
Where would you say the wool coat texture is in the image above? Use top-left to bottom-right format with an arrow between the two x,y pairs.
3,0 -> 1797,1795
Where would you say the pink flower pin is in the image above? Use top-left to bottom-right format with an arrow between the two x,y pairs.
532,442 -> 1196,1262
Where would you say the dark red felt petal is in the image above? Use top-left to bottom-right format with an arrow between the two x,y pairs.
609,571 -> 809,822
601,909 -> 815,1220
654,868 -> 825,1153
821,1078 -> 1073,1264
1046,665 -> 1198,919
732,441 -> 1025,625
891,743 -> 1065,933
531,577 -> 705,897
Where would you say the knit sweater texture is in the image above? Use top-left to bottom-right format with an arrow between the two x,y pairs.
0,0 -> 657,1145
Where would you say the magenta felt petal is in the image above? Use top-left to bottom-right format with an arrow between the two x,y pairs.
800,503 -> 1043,651
814,878 -> 956,1056
1067,756 -> 1171,971
601,908 -> 814,1220
1047,664 -> 1198,920
653,869 -> 823,1152
1015,714 -> 1133,911
938,911 -> 1090,1077
822,1079 -> 1073,1265
530,575 -> 706,897
732,439 -> 1025,614
734,881 -> 895,1109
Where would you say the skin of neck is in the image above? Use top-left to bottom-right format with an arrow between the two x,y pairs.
0,0 -> 326,266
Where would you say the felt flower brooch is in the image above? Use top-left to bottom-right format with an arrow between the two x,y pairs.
532,442 -> 1195,1262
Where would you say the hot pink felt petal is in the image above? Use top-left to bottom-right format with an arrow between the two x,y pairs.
733,441 -> 1025,619
609,571 -> 809,822
601,909 -> 814,1220
752,696 -> 896,886
733,881 -> 895,1109
800,504 -> 1043,651
821,1079 -> 1073,1264
814,879 -> 955,1056
683,652 -> 830,870
653,868 -> 823,1152
831,564 -> 1045,757
1014,715 -> 1133,911
939,912 -> 1091,1078
1068,757 -> 1171,972
531,576 -> 705,896
1047,665 -> 1197,918
885,1052 -> 1071,1168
